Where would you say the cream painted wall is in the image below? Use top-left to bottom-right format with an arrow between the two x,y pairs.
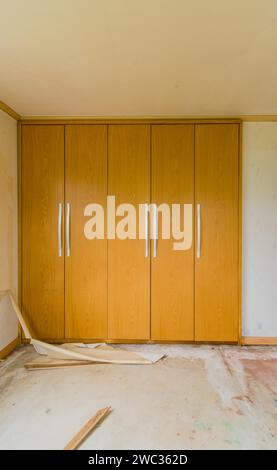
0,109 -> 18,350
242,122 -> 277,337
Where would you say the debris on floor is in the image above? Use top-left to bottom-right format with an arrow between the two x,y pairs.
25,342 -> 164,369
1,344 -> 276,450
64,407 -> 111,450
7,291 -> 165,368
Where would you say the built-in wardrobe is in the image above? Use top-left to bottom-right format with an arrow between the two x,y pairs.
20,121 -> 241,343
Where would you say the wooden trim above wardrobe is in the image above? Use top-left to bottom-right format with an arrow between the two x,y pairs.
20,117 -> 242,125
0,103 -> 276,122
19,115 -> 277,124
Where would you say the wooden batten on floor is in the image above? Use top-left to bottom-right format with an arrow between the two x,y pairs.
64,407 -> 111,450
242,337 -> 277,346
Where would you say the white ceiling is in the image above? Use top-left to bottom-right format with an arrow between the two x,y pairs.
1,0 -> 277,117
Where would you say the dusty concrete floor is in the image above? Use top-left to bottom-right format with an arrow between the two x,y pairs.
0,344 -> 276,450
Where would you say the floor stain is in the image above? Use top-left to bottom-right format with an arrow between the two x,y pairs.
242,359 -> 277,395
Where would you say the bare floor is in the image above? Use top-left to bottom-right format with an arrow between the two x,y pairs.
0,344 -> 276,450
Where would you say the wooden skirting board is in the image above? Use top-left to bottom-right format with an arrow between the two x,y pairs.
0,290 -> 21,359
242,337 -> 277,346
0,337 -> 20,360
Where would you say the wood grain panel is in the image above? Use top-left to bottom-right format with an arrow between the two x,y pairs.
151,125 -> 194,340
195,124 -> 239,342
22,125 -> 64,339
108,125 -> 150,339
65,125 -> 107,338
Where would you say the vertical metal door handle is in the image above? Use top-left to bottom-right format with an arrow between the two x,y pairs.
197,203 -> 201,259
58,203 -> 63,257
153,204 -> 157,258
66,203 -> 70,257
145,203 -> 149,257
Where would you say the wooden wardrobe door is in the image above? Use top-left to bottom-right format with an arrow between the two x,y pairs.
65,125 -> 107,339
195,124 -> 239,342
108,125 -> 150,340
151,125 -> 194,340
22,125 -> 64,339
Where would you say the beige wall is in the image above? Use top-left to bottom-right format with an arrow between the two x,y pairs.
243,122 -> 277,337
0,109 -> 18,350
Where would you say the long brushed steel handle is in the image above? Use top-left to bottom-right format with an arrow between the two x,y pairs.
58,203 -> 63,257
153,204 -> 157,258
197,203 -> 201,259
145,203 -> 149,257
66,203 -> 70,257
